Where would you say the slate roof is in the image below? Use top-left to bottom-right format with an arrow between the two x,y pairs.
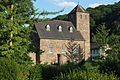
90,42 -> 100,49
69,5 -> 87,14
35,20 -> 85,41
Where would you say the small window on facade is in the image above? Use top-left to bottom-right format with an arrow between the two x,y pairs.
58,26 -> 62,32
85,15 -> 87,19
45,24 -> 50,31
68,26 -> 73,33
48,43 -> 53,54
61,45 -> 66,54
92,50 -> 94,54
80,14 -> 82,19
73,45 -> 79,54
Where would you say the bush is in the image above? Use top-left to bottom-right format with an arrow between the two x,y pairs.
99,51 -> 120,77
56,62 -> 119,80
56,69 -> 119,80
28,64 -> 42,80
41,62 -> 79,80
0,58 -> 19,80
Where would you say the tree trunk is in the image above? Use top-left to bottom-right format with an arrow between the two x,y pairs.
10,4 -> 13,46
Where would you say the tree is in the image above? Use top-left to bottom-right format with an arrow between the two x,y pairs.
92,24 -> 112,59
93,24 -> 120,76
92,24 -> 110,48
0,0 -> 37,64
52,14 -> 68,21
64,40 -> 84,63
87,1 -> 120,38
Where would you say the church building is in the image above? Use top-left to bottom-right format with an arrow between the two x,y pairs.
30,5 -> 90,64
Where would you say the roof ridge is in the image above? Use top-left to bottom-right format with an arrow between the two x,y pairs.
69,4 -> 86,14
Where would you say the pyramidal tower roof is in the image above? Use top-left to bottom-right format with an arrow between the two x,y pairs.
69,5 -> 86,14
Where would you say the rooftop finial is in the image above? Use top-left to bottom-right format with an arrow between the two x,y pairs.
77,0 -> 79,5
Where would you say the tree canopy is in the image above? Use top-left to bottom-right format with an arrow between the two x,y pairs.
0,0 -> 37,64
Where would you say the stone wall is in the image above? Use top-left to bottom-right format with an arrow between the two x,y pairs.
76,12 -> 90,60
39,39 -> 85,64
28,52 -> 36,64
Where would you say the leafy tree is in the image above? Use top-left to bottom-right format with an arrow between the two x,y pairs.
0,0 -> 37,64
92,24 -> 111,50
87,1 -> 120,38
0,58 -> 19,80
56,62 -> 119,80
99,33 -> 120,76
64,40 -> 84,63
93,24 -> 120,76
53,14 -> 68,21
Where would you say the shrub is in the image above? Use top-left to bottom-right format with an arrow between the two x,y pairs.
99,51 -> 120,77
28,64 -> 42,80
56,69 -> 119,80
0,58 -> 19,80
41,62 -> 79,80
56,62 -> 119,80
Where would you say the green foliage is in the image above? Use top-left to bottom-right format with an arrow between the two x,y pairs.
53,14 -> 68,21
0,58 -> 19,80
28,64 -> 42,80
0,58 -> 42,80
56,69 -> 118,80
56,62 -> 119,80
99,49 -> 120,77
92,23 -> 110,48
0,0 -> 36,64
87,1 -> 120,37
41,62 -> 79,80
40,9 -> 64,16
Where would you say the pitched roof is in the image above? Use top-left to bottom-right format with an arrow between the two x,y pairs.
35,20 -> 85,41
90,42 -> 100,49
69,5 -> 86,14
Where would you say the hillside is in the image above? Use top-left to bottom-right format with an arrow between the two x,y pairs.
53,1 -> 120,37
87,1 -> 120,35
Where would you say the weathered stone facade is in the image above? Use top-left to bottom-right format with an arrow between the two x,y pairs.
30,5 -> 90,64
68,6 -> 90,60
40,39 -> 85,64
76,12 -> 90,60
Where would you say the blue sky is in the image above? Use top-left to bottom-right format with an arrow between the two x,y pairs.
33,0 -> 119,18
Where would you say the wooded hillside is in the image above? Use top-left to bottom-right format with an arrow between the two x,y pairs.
53,1 -> 120,38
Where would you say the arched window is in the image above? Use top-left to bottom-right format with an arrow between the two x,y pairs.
68,26 -> 73,33
70,27 -> 73,32
58,26 -> 62,32
45,24 -> 50,31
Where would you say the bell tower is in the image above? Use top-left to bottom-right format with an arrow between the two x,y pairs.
68,5 -> 90,60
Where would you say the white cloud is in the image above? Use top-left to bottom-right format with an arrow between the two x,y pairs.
48,0 -> 77,8
58,1 -> 76,8
88,2 -> 112,8
89,3 -> 102,8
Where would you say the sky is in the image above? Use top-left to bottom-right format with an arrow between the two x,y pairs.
33,0 -> 119,18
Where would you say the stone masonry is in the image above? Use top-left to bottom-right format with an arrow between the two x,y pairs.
40,39 -> 85,64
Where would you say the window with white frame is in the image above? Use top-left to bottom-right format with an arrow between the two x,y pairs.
45,24 -> 50,31
69,26 -> 73,33
58,26 -> 62,32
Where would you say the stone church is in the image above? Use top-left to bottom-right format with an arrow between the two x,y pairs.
30,5 -> 90,64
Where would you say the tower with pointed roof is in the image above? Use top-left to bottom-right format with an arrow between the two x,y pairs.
68,5 -> 90,60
